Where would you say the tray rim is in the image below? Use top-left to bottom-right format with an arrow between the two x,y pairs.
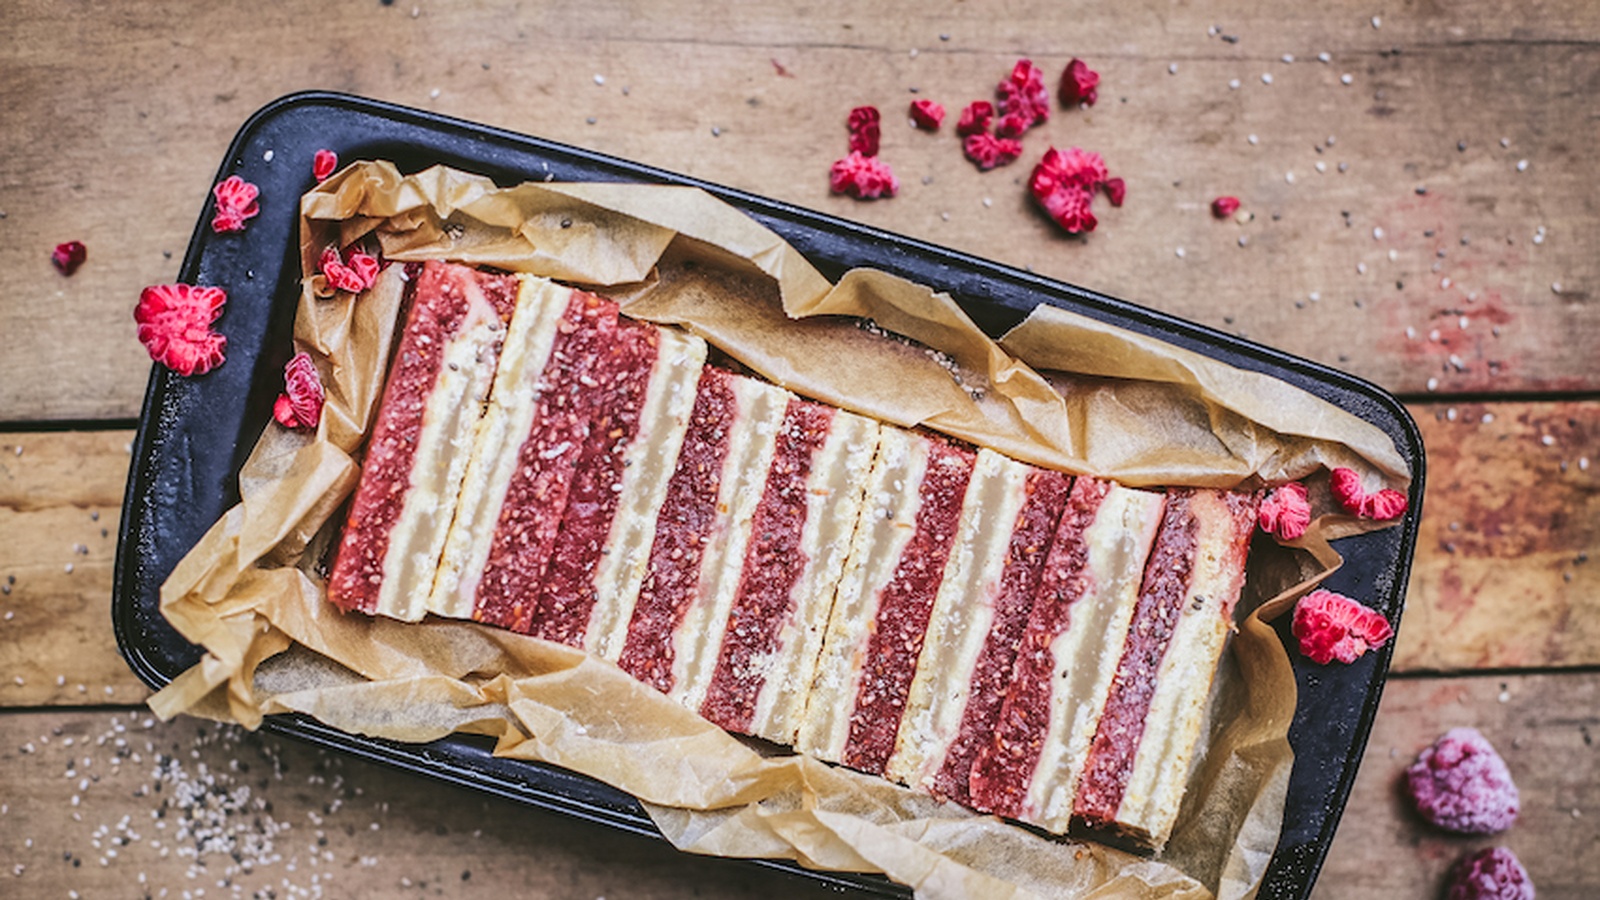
113,89 -> 1427,900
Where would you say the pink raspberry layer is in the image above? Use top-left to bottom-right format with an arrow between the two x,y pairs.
1446,847 -> 1535,900
1406,727 -> 1520,834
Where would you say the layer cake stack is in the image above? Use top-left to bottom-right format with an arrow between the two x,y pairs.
327,261 -> 1261,848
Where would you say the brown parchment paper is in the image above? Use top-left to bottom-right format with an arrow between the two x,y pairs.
149,161 -> 1413,900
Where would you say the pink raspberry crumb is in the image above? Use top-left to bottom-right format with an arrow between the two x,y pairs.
1407,728 -> 1520,834
319,247 -> 380,293
1330,466 -> 1409,520
993,110 -> 1031,139
313,149 -> 339,182
1446,847 -> 1534,900
996,59 -> 1050,131
273,352 -> 325,430
829,151 -> 898,199
908,99 -> 945,130
134,284 -> 228,376
1029,147 -> 1115,234
52,241 -> 87,276
1291,589 -> 1392,664
211,175 -> 260,234
1212,196 -> 1242,219
956,101 -> 994,137
1102,177 -> 1127,208
1059,58 -> 1100,107
962,133 -> 1024,171
847,106 -> 882,157
1259,481 -> 1311,540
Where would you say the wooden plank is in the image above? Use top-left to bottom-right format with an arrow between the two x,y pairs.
1,0 -> 1596,422
0,431 -> 149,706
1314,670 -> 1600,899
0,709 -> 846,899
1394,400 -> 1600,672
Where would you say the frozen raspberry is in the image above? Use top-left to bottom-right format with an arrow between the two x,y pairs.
829,151 -> 898,199
908,99 -> 945,130
1446,847 -> 1534,900
273,352 -> 324,430
313,149 -> 339,182
1291,589 -> 1392,665
1029,147 -> 1115,234
1102,176 -> 1126,208
319,247 -> 380,293
847,106 -> 882,157
962,133 -> 1023,171
211,175 -> 260,234
134,284 -> 228,376
1212,195 -> 1242,219
52,241 -> 87,276
996,59 -> 1050,131
1259,481 -> 1311,540
956,101 -> 994,137
1407,728 -> 1520,834
1059,58 -> 1100,107
1329,467 -> 1409,520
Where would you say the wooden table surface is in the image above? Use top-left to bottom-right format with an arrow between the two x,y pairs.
2,1 -> 1596,897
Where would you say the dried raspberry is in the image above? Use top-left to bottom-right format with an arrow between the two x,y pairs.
847,106 -> 882,157
1059,58 -> 1100,107
313,149 -> 338,182
1212,195 -> 1242,219
829,151 -> 899,200
908,99 -> 945,131
1291,589 -> 1392,665
962,133 -> 1023,171
1446,847 -> 1534,900
273,352 -> 324,430
994,111 -> 1030,139
211,175 -> 260,234
996,59 -> 1050,131
1365,488 -> 1409,520
1259,481 -> 1311,540
52,241 -> 87,276
134,284 -> 227,376
1407,728 -> 1520,834
1102,176 -> 1127,208
319,247 -> 380,293
1029,147 -> 1115,234
956,101 -> 994,137
1329,467 -> 1410,520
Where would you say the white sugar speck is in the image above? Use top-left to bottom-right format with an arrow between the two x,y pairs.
1340,73 -> 1354,85
1318,52 -> 1332,63
1261,73 -> 1274,84
1373,226 -> 1385,240
1175,247 -> 1186,258
1426,377 -> 1439,392
1229,78 -> 1242,90
1282,53 -> 1296,63
262,150 -> 274,163
1371,15 -> 1382,27
593,74 -> 606,85
1248,134 -> 1259,145
1516,159 -> 1529,172
1169,62 -> 1179,74
1315,161 -> 1327,173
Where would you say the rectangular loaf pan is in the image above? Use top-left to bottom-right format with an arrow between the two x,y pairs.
114,90 -> 1425,899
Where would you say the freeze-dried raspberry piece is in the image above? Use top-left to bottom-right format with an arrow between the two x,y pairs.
134,284 -> 228,376
1291,589 -> 1392,665
1035,184 -> 1097,234
829,151 -> 898,199
1029,147 -> 1115,234
1102,176 -> 1127,208
1446,847 -> 1534,900
1407,728 -> 1520,834
1059,58 -> 1100,107
994,110 -> 1030,139
1329,467 -> 1410,520
847,106 -> 882,157
962,133 -> 1023,171
1365,487 -> 1409,520
909,99 -> 945,130
319,247 -> 380,293
1212,195 -> 1242,219
996,58 -> 1050,131
1259,481 -> 1311,540
211,175 -> 260,234
313,149 -> 338,182
272,352 -> 324,431
52,241 -> 87,276
956,101 -> 994,137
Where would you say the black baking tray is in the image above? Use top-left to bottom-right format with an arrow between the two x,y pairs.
114,91 -> 1425,899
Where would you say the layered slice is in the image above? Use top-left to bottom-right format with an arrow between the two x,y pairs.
327,261 -> 520,620
428,281 -> 619,629
797,431 -> 978,775
968,479 -> 1167,833
615,369 -> 793,714
1071,487 -> 1261,847
699,401 -> 880,745
884,452 -> 1071,796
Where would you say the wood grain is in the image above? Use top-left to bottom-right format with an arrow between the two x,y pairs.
1315,671 -> 1600,900
2,0 -> 1596,422
1,672 -> 1592,899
